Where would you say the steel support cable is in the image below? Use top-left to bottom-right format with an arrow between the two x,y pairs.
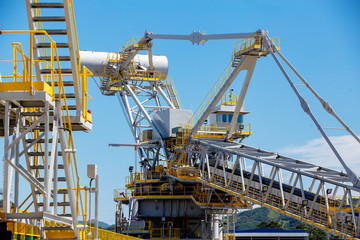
263,35 -> 360,188
273,47 -> 360,145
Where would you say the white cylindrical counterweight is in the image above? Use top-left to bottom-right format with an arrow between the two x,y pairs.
80,50 -> 169,79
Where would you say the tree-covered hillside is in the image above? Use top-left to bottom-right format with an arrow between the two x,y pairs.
236,207 -> 301,230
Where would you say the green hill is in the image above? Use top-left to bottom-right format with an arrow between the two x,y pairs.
235,206 -> 301,230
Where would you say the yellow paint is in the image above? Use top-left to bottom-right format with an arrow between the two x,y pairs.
46,231 -> 76,238
0,81 -> 53,96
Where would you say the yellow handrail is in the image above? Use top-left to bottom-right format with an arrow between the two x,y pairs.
188,59 -> 234,127
1,30 -> 89,233
123,36 -> 143,50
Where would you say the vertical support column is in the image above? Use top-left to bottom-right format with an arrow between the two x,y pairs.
212,214 -> 221,240
14,108 -> 21,213
58,121 -> 79,238
3,101 -> 11,213
53,100 -> 60,215
43,101 -> 50,212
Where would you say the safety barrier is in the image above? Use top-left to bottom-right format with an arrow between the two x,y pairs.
233,36 -> 280,55
0,30 -> 92,236
123,36 -> 144,51
150,227 -> 181,239
125,170 -> 163,186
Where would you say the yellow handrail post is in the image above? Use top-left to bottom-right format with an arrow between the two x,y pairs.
13,43 -> 17,82
50,41 -> 55,101
76,186 -> 79,215
29,32 -> 34,95
84,189 -> 88,230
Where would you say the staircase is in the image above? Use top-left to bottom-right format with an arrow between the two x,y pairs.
25,0 -> 91,131
189,56 -> 245,127
1,1 -> 91,239
165,77 -> 181,109
101,37 -> 150,95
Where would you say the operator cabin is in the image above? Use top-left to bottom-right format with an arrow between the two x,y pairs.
208,90 -> 249,140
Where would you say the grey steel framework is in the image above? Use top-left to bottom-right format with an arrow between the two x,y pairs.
93,30 -> 360,238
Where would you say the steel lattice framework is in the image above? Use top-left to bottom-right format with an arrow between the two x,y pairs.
96,30 -> 360,239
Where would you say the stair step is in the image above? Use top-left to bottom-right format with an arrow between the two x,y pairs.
46,81 -> 74,87
28,152 -> 63,157
61,105 -> 77,110
30,164 -> 64,170
37,43 -> 69,48
55,93 -> 76,99
21,112 -> 44,116
40,68 -> 72,74
44,226 -> 72,231
33,16 -> 66,22
37,177 -> 67,182
35,29 -> 68,35
58,214 -> 72,217
38,56 -> 71,61
38,201 -> 70,207
35,188 -> 68,194
30,3 -> 64,8
26,138 -> 59,143
22,126 -> 46,131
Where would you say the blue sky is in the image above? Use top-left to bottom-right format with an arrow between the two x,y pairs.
1,0 -> 360,225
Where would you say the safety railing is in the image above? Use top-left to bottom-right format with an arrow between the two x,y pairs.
6,221 -> 40,239
199,123 -> 251,136
120,220 -> 152,233
171,123 -> 251,142
233,36 -> 280,56
0,31 -> 60,97
122,69 -> 165,81
67,0 -> 81,72
123,36 -> 144,50
192,186 -> 249,207
165,76 -> 183,109
233,36 -> 262,55
224,233 -> 236,240
175,166 -> 200,179
125,170 -> 163,186
82,227 -> 143,240
188,59 -> 234,127
114,185 -> 196,200
81,66 -> 93,123
115,167 -> 360,238
150,227 -> 181,239
114,188 -> 133,200
1,30 -> 89,234
198,171 -> 360,239
221,93 -> 239,105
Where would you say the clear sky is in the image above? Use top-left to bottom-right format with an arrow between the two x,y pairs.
1,0 -> 360,225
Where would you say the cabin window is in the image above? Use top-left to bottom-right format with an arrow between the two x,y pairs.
222,114 -> 227,123
228,114 -> 233,122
